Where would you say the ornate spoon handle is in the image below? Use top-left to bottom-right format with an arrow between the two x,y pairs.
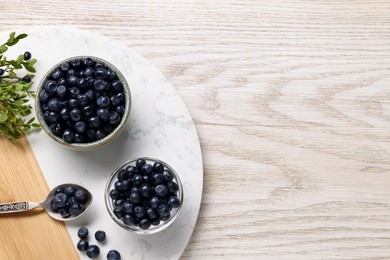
0,202 -> 35,214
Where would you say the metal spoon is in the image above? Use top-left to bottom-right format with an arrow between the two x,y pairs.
0,183 -> 93,221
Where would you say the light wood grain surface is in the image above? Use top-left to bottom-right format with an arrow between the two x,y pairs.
1,1 -> 390,259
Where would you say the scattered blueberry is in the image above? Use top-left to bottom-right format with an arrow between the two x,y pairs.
86,245 -> 100,259
77,239 -> 89,251
0,68 -> 4,76
107,250 -> 121,260
23,51 -> 32,61
95,230 -> 106,242
78,227 -> 89,239
22,75 -> 31,83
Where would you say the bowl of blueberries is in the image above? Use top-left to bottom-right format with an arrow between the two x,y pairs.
105,157 -> 183,234
36,56 -> 131,150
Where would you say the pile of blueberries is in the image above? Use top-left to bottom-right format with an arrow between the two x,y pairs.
38,57 -> 127,143
109,158 -> 181,230
50,185 -> 88,218
77,227 -> 121,259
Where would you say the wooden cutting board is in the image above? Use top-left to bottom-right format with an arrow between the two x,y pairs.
0,136 -> 78,260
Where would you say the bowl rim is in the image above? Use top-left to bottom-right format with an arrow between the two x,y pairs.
35,55 -> 131,150
104,157 -> 184,235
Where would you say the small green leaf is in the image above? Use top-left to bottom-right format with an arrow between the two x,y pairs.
0,45 -> 8,54
23,63 -> 36,73
0,112 -> 8,123
7,32 -> 15,44
32,123 -> 40,128
16,55 -> 24,63
16,34 -> 28,40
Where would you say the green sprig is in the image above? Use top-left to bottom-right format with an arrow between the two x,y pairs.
0,32 -> 39,143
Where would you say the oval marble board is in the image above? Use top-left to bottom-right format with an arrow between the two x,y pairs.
0,27 -> 203,259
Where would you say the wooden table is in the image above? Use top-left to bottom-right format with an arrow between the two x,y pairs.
1,1 -> 389,259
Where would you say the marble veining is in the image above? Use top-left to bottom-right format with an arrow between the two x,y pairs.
1,26 -> 203,260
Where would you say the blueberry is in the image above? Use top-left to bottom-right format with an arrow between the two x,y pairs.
107,69 -> 116,81
55,188 -> 64,195
142,164 -> 153,175
130,187 -> 140,194
85,89 -> 95,100
140,183 -> 153,198
95,68 -> 107,79
39,90 -> 50,102
77,78 -> 87,89
136,159 -> 146,169
146,207 -> 158,219
68,87 -> 80,98
67,196 -> 76,205
107,250 -> 121,260
116,92 -> 125,102
57,78 -> 67,85
68,75 -> 78,86
88,116 -> 100,128
167,182 -> 179,194
157,204 -> 171,217
151,173 -> 164,185
151,218 -> 160,226
122,201 -> 134,214
56,85 -> 67,98
94,230 -> 106,242
50,199 -> 59,212
134,205 -> 146,218
160,212 -> 171,221
48,98 -> 61,112
116,105 -> 125,116
78,70 -> 85,78
129,192 -> 141,204
113,206 -> 124,219
110,95 -> 121,106
53,193 -> 68,207
95,63 -> 105,69
74,189 -> 87,202
45,111 -> 59,123
49,122 -> 63,136
95,129 -> 106,140
149,196 -> 160,209
126,166 -> 137,177
139,218 -> 151,230
86,245 -> 100,259
68,98 -> 78,108
96,95 -> 110,108
51,69 -> 63,80
143,175 -> 151,184
82,105 -> 95,117
23,51 -> 32,60
74,121 -> 86,133
74,133 -> 84,143
114,199 -> 124,207
22,75 -> 31,83
60,107 -> 70,120
108,111 -> 120,125
42,103 -> 49,112
77,239 -> 89,251
168,196 -> 180,208
70,203 -> 84,216
96,108 -> 109,121
59,208 -> 71,218
114,181 -> 123,191
83,58 -> 94,67
121,179 -> 130,191
103,124 -> 114,134
70,108 -> 81,121
109,189 -> 121,200
123,214 -> 135,225
153,162 -> 164,173
84,67 -> 95,77
117,169 -> 129,181
44,80 -> 57,94
162,170 -> 174,182
60,62 -> 70,71
155,184 -> 168,198
132,174 -> 143,186
70,59 -> 81,69
64,186 -> 76,196
112,80 -> 123,92
86,129 -> 96,141
86,76 -> 94,87
0,69 -> 4,76
67,69 -> 76,77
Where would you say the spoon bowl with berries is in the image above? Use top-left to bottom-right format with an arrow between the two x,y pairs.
0,183 -> 93,221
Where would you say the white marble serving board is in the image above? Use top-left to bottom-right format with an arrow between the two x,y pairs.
0,26 -> 203,260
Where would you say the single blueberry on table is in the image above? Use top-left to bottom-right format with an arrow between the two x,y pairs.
95,230 -> 106,242
107,250 -> 121,260
70,108 -> 82,122
48,98 -> 61,112
62,129 -> 75,143
39,90 -> 50,102
86,245 -> 100,259
74,189 -> 87,202
70,203 -> 84,216
59,207 -> 71,218
23,51 -> 32,61
60,62 -> 70,71
60,107 -> 70,121
78,227 -> 89,239
155,184 -> 168,198
44,80 -> 57,94
22,75 -> 31,83
96,95 -> 110,108
139,218 -> 151,230
51,69 -> 63,80
77,239 -> 89,251
96,108 -> 109,121
75,121 -> 87,133
134,205 -> 146,218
